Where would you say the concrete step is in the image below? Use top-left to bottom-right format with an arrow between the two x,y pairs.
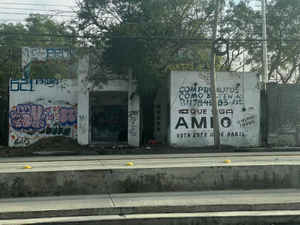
1,155 -> 300,198
0,189 -> 300,220
2,211 -> 300,225
2,152 -> 300,163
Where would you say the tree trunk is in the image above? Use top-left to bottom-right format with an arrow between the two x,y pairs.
141,89 -> 159,145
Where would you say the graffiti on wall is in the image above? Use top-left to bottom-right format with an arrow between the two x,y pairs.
9,78 -> 78,147
9,104 -> 77,146
10,79 -> 77,92
23,47 -> 75,62
197,72 -> 242,87
78,115 -> 88,135
92,106 -> 127,132
22,47 -> 77,79
128,110 -> 139,137
178,86 -> 243,107
91,105 -> 128,142
10,104 -> 53,130
170,71 -> 260,147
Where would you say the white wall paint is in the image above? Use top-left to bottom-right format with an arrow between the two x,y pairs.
77,55 -> 90,145
12,49 -> 140,147
22,47 -> 77,79
22,47 -> 75,66
169,71 -> 260,147
77,57 -> 140,147
9,79 -> 78,147
127,69 -> 140,147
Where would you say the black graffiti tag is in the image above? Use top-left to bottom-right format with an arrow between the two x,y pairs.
221,117 -> 232,128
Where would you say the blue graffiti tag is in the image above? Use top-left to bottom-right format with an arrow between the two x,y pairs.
10,79 -> 35,92
9,104 -> 50,130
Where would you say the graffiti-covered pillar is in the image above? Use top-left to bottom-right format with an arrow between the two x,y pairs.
128,68 -> 140,147
77,55 -> 90,145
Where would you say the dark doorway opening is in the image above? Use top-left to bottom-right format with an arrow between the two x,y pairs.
91,105 -> 128,142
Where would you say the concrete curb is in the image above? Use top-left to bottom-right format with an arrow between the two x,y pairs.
0,164 -> 299,198
2,201 -> 300,220
2,211 -> 300,225
2,151 -> 300,163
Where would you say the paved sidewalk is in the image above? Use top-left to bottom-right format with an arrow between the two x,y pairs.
0,152 -> 300,173
1,151 -> 300,163
1,189 -> 300,219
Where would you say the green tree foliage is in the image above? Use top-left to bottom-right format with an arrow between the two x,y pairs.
222,0 -> 300,83
0,14 -> 75,84
25,14 -> 74,47
75,0 -> 215,95
0,14 -> 75,146
0,22 -> 27,84
75,0 -> 219,143
266,0 -> 300,83
220,0 -> 260,72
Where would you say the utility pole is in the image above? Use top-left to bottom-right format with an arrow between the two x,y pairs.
210,0 -> 221,149
261,0 -> 268,89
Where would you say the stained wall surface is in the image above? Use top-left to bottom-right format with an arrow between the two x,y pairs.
9,79 -> 78,147
169,71 -> 260,147
9,48 -> 141,147
90,92 -> 128,142
267,83 -> 300,146
76,56 -> 140,147
22,47 -> 77,79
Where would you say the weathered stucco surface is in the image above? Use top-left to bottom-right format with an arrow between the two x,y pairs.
169,71 -> 260,147
9,79 -> 78,147
267,83 -> 300,146
0,164 -> 295,198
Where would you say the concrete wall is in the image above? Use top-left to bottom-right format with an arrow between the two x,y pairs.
9,79 -> 78,147
22,47 -> 75,65
0,163 -> 296,198
22,47 -> 76,78
128,69 -> 140,147
77,56 -> 140,147
77,55 -> 90,145
267,83 -> 300,146
153,81 -> 168,142
169,71 -> 260,147
89,82 -> 129,143
9,52 -> 140,147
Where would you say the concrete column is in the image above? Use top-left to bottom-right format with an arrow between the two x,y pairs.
77,55 -> 90,145
128,68 -> 140,147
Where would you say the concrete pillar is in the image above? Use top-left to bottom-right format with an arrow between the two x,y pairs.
128,68 -> 140,147
77,55 -> 90,145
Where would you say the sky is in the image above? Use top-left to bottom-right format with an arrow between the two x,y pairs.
0,0 -> 77,23
0,0 -> 258,73
0,0 -> 261,24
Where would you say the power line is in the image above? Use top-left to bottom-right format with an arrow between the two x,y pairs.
0,31 -> 299,43
0,37 -> 200,46
0,14 -> 72,21
0,32 -> 211,40
0,11 -> 74,17
0,2 -> 72,8
0,18 -> 72,21
0,15 -> 118,21
0,7 -> 74,13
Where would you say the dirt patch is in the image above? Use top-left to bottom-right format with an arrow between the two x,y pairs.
26,136 -> 84,152
0,137 -> 90,157
0,136 -> 238,157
